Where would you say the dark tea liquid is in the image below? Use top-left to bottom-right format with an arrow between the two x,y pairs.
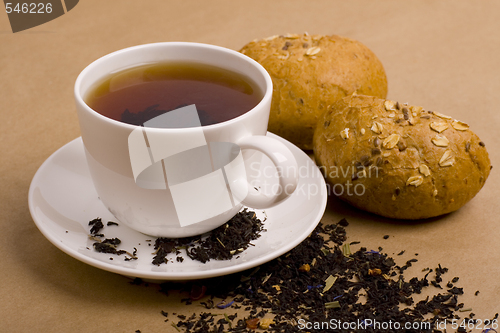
85,62 -> 263,126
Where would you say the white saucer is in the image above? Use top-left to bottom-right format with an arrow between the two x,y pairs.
28,133 -> 327,281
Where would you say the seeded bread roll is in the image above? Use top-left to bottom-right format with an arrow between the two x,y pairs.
240,33 -> 388,150
313,95 -> 491,219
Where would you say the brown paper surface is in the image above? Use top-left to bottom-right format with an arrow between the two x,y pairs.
1,1 -> 499,332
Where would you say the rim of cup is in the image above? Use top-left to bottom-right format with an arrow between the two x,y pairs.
74,42 -> 273,132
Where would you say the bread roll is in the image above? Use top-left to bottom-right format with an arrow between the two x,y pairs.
313,95 -> 491,219
240,33 -> 388,150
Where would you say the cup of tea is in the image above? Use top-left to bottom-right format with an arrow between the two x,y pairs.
74,42 -> 298,237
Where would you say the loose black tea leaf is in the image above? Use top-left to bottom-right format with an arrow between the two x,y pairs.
151,218 -> 495,333
87,223 -> 137,260
86,210 -> 264,265
92,238 -> 127,255
152,209 -> 264,265
88,217 -> 104,235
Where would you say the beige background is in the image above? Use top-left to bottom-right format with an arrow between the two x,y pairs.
1,1 -> 499,332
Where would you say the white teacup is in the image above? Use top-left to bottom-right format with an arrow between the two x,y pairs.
74,42 -> 298,237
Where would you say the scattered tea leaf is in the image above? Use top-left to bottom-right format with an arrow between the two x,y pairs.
133,218 -> 493,332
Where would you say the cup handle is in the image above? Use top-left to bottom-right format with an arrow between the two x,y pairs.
235,135 -> 299,209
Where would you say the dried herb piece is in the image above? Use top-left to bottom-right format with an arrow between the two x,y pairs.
325,300 -> 341,309
342,243 -> 351,256
322,275 -> 337,293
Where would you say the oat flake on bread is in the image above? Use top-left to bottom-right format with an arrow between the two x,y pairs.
313,95 -> 491,219
240,33 -> 388,150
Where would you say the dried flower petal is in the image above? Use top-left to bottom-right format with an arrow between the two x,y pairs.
299,264 -> 310,272
246,318 -> 260,329
368,268 -> 382,276
259,318 -> 275,329
216,299 -> 235,309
